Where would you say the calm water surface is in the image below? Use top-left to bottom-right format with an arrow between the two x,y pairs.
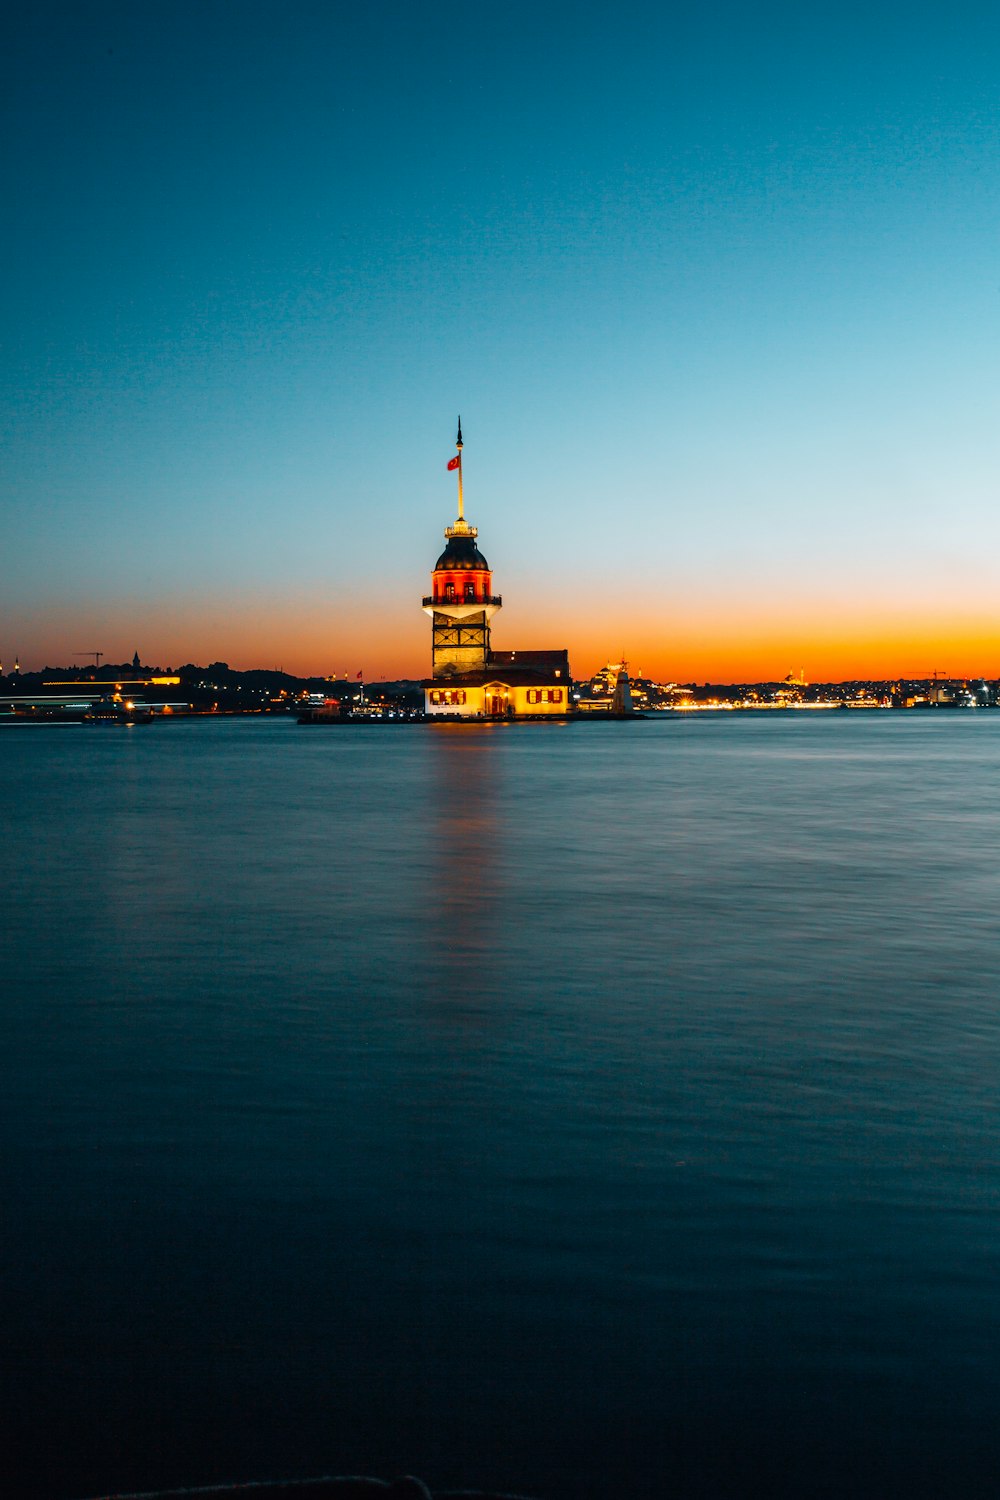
3,714 -> 1000,1499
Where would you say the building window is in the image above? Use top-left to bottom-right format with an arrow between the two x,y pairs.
465,582 -> 476,600
444,583 -> 455,601
527,688 -> 563,705
547,689 -> 563,703
430,689 -> 467,706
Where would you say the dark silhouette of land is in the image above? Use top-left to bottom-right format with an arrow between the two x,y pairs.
3,659 -> 996,717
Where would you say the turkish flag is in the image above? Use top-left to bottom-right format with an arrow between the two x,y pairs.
356,670 -> 363,679
447,456 -> 461,471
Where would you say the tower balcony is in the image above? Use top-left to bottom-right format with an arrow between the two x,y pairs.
422,595 -> 502,620
422,594 -> 502,609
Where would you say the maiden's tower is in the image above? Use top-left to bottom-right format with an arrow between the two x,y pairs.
421,420 -> 571,718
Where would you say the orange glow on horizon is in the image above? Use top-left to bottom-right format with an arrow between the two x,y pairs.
10,590 -> 1000,684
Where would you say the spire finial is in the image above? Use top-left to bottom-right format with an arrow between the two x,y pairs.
455,416 -> 465,522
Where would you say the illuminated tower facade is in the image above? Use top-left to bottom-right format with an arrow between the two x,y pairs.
422,418 -> 502,677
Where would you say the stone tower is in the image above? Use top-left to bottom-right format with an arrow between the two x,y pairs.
421,419 -> 502,678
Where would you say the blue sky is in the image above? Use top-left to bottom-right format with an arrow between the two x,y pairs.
3,0 -> 1000,677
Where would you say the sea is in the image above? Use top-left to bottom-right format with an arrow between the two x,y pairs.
3,712 -> 1000,1500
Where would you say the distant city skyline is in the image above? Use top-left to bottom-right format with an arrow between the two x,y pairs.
5,0 -> 1000,681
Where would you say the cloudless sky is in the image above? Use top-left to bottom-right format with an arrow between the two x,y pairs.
3,0 -> 1000,678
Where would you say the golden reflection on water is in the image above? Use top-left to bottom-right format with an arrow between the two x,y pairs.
423,724 -> 507,1006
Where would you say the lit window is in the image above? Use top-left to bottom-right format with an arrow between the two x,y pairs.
465,582 -> 475,601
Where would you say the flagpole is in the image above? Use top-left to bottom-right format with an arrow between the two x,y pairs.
456,415 -> 464,523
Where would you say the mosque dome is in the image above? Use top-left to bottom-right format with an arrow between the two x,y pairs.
434,533 -> 490,572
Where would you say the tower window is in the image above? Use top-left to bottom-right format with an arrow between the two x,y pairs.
444,583 -> 455,601
465,582 -> 476,600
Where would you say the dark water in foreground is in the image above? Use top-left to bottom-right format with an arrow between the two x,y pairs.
3,713 -> 1000,1499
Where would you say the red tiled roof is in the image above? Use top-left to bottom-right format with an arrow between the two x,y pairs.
487,649 -> 570,672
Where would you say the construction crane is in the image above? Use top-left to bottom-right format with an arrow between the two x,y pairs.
73,651 -> 104,668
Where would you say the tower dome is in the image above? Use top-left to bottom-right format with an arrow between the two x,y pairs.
434,533 -> 490,572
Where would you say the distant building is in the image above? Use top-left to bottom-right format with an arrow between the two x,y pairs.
576,663 -> 636,714
421,421 -> 571,717
586,661 -> 624,698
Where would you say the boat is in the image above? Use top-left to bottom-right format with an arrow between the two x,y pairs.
297,696 -> 345,724
83,694 -> 153,724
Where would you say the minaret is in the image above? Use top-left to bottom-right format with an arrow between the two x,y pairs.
421,418 -> 502,677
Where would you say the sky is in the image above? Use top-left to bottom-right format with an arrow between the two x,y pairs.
3,0 -> 1000,681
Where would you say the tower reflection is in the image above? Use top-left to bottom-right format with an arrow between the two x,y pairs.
421,724 -> 507,1019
